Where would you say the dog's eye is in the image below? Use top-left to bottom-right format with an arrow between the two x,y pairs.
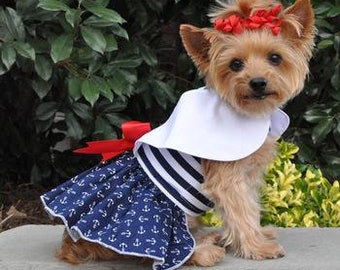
229,59 -> 244,72
268,53 -> 282,66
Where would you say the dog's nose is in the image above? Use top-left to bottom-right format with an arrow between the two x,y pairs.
249,77 -> 267,92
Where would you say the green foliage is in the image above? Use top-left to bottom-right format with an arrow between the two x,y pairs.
0,0 -> 133,186
200,141 -> 340,227
261,141 -> 340,227
284,0 -> 340,180
0,0 -> 207,186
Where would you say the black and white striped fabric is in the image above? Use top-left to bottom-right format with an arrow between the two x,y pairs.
136,143 -> 214,216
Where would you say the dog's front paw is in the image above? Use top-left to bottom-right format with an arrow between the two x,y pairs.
187,244 -> 226,266
244,241 -> 285,260
186,232 -> 226,267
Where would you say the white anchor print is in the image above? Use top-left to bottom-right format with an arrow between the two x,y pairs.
142,205 -> 150,212
127,209 -> 136,216
138,216 -> 149,223
68,209 -> 76,217
89,183 -> 97,190
77,179 -> 85,186
93,219 -> 100,229
117,204 -> 125,211
96,190 -> 104,198
113,191 -> 123,198
138,226 -> 146,235
81,191 -> 90,198
183,233 -> 191,241
111,213 -> 120,223
107,168 -> 116,174
172,258 -> 182,265
98,174 -> 106,182
98,230 -> 106,236
99,209 -> 107,217
108,236 -> 116,243
121,230 -> 132,238
151,225 -> 159,234
173,236 -> 181,244
159,246 -> 167,255
170,248 -> 181,256
59,196 -> 68,204
133,238 -> 142,247
124,219 -> 133,226
146,238 -> 156,245
145,248 -> 156,255
153,215 -> 161,223
75,199 -> 84,206
104,182 -> 111,190
107,198 -> 115,207
119,242 -> 127,251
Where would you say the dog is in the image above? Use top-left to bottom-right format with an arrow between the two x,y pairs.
41,0 -> 315,268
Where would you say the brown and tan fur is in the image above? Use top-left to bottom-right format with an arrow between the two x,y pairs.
57,0 -> 315,267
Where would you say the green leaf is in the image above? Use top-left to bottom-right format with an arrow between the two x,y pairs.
314,3 -> 332,15
50,34 -> 73,63
38,0 -> 69,11
34,55 -> 53,81
1,43 -> 16,70
151,79 -> 176,107
0,63 -> 6,76
331,64 -> 339,94
139,44 -> 158,66
31,79 -> 53,99
13,41 -> 35,60
65,111 -> 83,140
334,120 -> 340,146
4,7 -> 25,41
105,35 -> 118,52
36,102 -> 58,121
80,25 -> 106,54
105,113 -> 128,127
65,8 -> 80,28
82,1 -> 125,24
317,39 -> 334,50
81,79 -> 100,106
327,6 -> 340,17
108,57 -> 143,69
83,16 -> 114,27
304,109 -> 331,123
68,76 -> 82,100
312,117 -> 334,144
92,76 -> 113,101
94,116 -> 115,139
71,102 -> 93,121
111,23 -> 129,40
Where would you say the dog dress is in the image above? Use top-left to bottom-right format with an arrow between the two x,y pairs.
41,87 -> 289,270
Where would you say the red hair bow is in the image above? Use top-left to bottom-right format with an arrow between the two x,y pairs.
214,4 -> 282,36
74,121 -> 151,162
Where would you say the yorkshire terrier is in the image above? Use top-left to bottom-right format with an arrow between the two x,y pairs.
42,0 -> 315,268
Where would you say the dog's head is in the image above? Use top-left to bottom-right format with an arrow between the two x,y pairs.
180,0 -> 315,116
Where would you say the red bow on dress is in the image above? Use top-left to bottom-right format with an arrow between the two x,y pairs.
74,121 -> 151,162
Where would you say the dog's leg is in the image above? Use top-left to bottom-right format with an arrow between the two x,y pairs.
186,230 -> 226,266
202,139 -> 285,260
56,231 -> 122,264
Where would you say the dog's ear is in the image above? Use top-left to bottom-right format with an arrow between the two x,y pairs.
281,0 -> 315,56
180,24 -> 216,74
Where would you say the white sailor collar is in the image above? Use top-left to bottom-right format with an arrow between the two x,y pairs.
135,87 -> 289,161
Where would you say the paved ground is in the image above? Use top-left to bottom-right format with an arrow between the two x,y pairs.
0,225 -> 339,270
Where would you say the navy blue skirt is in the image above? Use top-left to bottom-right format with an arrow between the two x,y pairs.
41,151 -> 195,270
